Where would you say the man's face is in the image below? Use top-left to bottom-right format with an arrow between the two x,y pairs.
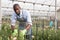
14,6 -> 20,15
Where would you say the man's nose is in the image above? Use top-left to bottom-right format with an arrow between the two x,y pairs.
16,10 -> 19,12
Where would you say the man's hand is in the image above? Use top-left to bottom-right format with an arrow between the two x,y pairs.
11,25 -> 18,37
12,29 -> 18,37
26,24 -> 31,30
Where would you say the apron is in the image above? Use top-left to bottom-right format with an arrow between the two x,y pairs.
16,12 -> 32,35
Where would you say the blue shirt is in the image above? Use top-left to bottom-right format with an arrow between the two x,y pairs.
11,10 -> 32,26
49,21 -> 53,27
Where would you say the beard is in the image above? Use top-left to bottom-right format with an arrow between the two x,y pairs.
15,11 -> 20,16
16,13 -> 20,16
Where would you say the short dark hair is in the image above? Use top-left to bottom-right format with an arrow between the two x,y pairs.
13,4 -> 20,10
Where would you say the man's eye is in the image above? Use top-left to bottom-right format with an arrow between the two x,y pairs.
15,8 -> 19,10
15,9 -> 18,10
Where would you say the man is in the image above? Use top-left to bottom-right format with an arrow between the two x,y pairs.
11,4 -> 32,40
49,20 -> 53,27
49,17 -> 54,28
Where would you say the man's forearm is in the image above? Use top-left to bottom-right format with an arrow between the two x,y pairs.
11,25 -> 15,31
11,25 -> 15,33
26,24 -> 31,30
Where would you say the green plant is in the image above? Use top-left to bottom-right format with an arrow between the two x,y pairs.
0,23 -> 12,40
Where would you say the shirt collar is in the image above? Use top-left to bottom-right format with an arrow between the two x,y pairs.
20,10 -> 22,16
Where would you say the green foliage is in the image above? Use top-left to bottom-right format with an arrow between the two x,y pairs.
32,28 -> 60,40
0,23 -> 12,40
1,23 -> 60,40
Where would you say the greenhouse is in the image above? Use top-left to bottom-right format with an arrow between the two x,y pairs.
0,0 -> 60,40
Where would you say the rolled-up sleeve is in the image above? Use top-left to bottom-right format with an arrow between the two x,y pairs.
26,11 -> 32,25
10,13 -> 16,26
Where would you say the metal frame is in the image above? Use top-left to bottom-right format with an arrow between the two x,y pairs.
0,0 -> 2,30
55,0 -> 57,30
